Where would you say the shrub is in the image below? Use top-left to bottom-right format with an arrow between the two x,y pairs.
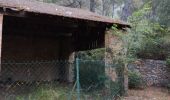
166,57 -> 170,67
137,37 -> 166,60
128,71 -> 145,89
167,84 -> 170,92
78,61 -> 106,91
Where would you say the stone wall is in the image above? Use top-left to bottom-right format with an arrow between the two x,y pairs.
128,59 -> 170,87
105,32 -> 128,95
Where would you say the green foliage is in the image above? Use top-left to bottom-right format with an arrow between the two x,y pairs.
15,84 -> 110,100
154,0 -> 170,27
78,61 -> 106,91
120,1 -> 170,60
166,57 -> 170,67
111,26 -> 138,65
137,26 -> 170,59
111,2 -> 154,63
138,37 -> 165,59
167,84 -> 170,92
15,84 -> 73,100
78,48 -> 105,60
128,71 -> 145,89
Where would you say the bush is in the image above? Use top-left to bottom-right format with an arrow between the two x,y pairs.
167,84 -> 170,92
166,58 -> 170,67
128,71 -> 145,89
78,61 -> 106,91
137,37 -> 166,60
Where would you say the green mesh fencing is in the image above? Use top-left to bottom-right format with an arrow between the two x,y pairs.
0,59 -> 123,100
77,59 -> 123,100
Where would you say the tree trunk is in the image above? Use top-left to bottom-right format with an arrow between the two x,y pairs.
112,0 -> 115,17
90,0 -> 95,12
102,0 -> 104,15
121,0 -> 134,21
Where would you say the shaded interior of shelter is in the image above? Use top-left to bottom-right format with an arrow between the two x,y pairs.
0,15 -> 106,83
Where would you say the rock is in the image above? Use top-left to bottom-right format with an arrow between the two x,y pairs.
128,59 -> 169,86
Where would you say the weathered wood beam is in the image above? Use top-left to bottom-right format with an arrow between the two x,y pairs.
4,26 -> 76,37
0,14 -> 3,74
4,15 -> 79,28
0,7 -> 27,18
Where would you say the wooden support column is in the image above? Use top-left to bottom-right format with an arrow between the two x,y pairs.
0,14 -> 3,74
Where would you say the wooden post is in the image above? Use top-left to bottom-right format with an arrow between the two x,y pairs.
0,14 -> 3,74
123,63 -> 129,96
68,52 -> 75,83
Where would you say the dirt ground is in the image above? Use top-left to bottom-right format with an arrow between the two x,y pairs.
123,87 -> 170,100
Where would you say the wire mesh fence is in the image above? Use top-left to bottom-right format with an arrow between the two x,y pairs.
77,59 -> 123,100
0,59 -> 124,100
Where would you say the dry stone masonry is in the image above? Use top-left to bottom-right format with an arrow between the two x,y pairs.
128,59 -> 170,87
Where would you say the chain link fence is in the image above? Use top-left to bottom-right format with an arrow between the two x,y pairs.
77,59 -> 123,100
0,59 -> 124,100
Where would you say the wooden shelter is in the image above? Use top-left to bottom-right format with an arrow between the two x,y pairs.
0,0 -> 130,82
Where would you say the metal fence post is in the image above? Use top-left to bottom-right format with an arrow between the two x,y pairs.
76,58 -> 80,100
